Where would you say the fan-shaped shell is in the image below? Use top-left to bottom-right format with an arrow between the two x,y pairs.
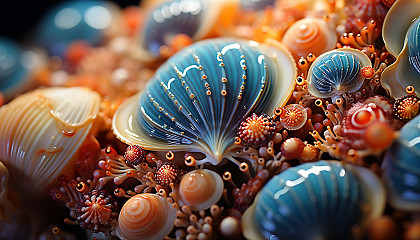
116,193 -> 177,240
307,49 -> 371,101
0,38 -> 35,101
242,160 -> 385,240
178,169 -> 223,211
0,87 -> 100,197
282,18 -> 337,61
113,38 -> 296,165
35,1 -> 121,56
137,0 -> 239,58
382,114 -> 420,211
381,0 -> 420,98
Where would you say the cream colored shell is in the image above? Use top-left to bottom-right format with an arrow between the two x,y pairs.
0,87 -> 100,197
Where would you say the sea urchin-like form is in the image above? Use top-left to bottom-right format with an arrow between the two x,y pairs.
124,145 -> 145,165
238,113 -> 276,148
156,161 -> 180,186
75,189 -> 118,233
393,95 -> 420,121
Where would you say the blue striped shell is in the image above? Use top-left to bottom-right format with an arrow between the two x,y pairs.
307,49 -> 371,101
407,17 -> 420,76
140,0 -> 207,57
242,160 -> 385,240
138,0 -> 236,58
383,114 -> 420,211
0,38 -> 33,101
381,0 -> 420,98
113,38 -> 296,165
35,1 -> 119,56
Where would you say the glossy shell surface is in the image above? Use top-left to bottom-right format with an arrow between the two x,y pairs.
0,38 -> 34,101
382,114 -> 420,211
382,0 -> 420,98
282,18 -> 337,61
242,160 -> 385,240
113,38 -> 296,165
307,49 -> 371,100
178,169 -> 223,211
138,0 -> 238,57
35,1 -> 120,56
0,87 -> 100,197
116,193 -> 177,240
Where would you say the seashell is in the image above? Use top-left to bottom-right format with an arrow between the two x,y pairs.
282,18 -> 337,61
279,104 -> 307,131
178,169 -> 224,211
113,38 -> 296,165
240,0 -> 275,10
382,114 -> 420,211
138,0 -> 239,58
0,38 -> 36,101
307,48 -> 372,101
382,0 -> 420,98
116,193 -> 177,240
35,1 -> 121,57
0,87 -> 100,198
393,95 -> 420,121
242,160 -> 385,240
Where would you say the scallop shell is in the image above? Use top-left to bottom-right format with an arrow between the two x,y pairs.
0,38 -> 35,101
116,193 -> 177,240
0,87 -> 100,197
178,169 -> 223,211
381,0 -> 420,98
307,49 -> 372,101
138,0 -> 239,58
282,18 -> 337,61
35,1 -> 121,56
382,114 -> 420,211
242,160 -> 385,240
113,38 -> 296,165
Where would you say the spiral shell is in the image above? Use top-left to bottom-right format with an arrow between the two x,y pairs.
307,49 -> 372,101
0,38 -> 36,101
282,18 -> 337,61
242,160 -> 385,240
0,87 -> 100,197
138,0 -> 239,58
382,0 -> 420,98
178,169 -> 224,211
35,1 -> 121,56
113,38 -> 296,165
116,193 -> 177,240
382,114 -> 420,211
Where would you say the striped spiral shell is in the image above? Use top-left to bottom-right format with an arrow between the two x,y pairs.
116,193 -> 177,240
282,18 -> 337,61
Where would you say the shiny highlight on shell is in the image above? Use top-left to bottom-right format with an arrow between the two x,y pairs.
113,38 -> 296,165
178,169 -> 224,211
116,193 -> 176,240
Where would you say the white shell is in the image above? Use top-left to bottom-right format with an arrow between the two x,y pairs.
381,0 -> 420,99
0,87 -> 100,197
382,0 -> 420,57
178,169 -> 224,211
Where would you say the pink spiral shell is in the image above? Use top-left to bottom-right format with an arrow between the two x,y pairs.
282,18 -> 337,61
116,193 -> 176,240
178,169 -> 224,211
